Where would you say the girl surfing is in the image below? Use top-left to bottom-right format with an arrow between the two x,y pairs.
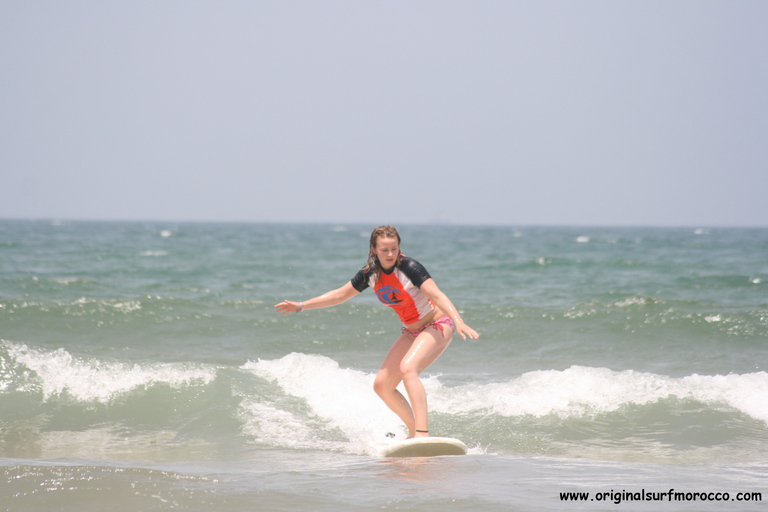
275,225 -> 479,438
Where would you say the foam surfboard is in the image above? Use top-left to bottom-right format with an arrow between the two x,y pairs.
379,437 -> 467,457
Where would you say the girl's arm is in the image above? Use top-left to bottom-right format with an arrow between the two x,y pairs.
275,281 -> 360,315
419,278 -> 479,340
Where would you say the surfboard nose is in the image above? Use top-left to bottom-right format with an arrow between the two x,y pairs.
380,437 -> 468,457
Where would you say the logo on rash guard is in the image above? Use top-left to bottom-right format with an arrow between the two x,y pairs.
376,286 -> 403,305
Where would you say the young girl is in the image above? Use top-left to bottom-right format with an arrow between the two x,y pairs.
275,225 -> 478,438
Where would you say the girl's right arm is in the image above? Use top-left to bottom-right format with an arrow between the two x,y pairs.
274,281 -> 360,315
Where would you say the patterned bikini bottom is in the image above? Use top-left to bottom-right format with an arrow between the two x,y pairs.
401,315 -> 455,338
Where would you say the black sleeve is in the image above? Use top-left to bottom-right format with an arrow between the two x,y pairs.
350,268 -> 371,292
399,257 -> 431,288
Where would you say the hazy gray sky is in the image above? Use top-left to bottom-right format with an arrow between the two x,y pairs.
1,1 -> 766,226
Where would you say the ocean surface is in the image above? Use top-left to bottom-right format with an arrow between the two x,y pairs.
1,220 -> 766,511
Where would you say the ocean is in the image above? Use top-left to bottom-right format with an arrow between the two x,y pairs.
1,220 -> 766,511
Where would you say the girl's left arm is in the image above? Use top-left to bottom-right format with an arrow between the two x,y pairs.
419,278 -> 479,340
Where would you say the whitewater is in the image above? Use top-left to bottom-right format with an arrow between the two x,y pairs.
1,221 -> 766,510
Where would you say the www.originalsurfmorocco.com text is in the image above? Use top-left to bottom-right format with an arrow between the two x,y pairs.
560,488 -> 762,505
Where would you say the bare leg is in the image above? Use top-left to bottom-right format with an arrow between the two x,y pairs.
373,334 -> 417,434
400,325 -> 453,437
373,325 -> 453,438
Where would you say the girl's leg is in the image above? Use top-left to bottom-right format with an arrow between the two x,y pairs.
399,324 -> 453,437
373,324 -> 454,438
373,333 -> 417,434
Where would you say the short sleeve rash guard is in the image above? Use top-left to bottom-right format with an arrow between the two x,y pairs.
351,257 -> 434,324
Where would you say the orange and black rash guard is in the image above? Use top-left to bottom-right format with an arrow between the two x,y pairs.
350,257 -> 434,324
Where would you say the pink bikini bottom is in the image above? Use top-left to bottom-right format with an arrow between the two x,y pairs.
401,315 -> 455,338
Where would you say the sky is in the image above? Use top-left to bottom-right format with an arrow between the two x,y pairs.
1,1 -> 767,227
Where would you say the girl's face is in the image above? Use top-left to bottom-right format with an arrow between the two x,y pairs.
374,236 -> 400,270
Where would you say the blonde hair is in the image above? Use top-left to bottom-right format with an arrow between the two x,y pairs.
363,225 -> 402,284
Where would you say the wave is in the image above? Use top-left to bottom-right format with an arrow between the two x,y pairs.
240,353 -> 768,462
0,296 -> 220,338
2,341 -> 215,402
432,365 -> 768,424
2,343 -> 766,462
559,295 -> 768,338
239,354 -> 404,455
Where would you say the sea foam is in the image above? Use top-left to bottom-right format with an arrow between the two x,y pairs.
431,366 -> 768,425
3,341 -> 216,402
241,353 -> 405,454
242,353 -> 768,441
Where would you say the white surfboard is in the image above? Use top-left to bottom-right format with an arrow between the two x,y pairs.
379,437 -> 468,457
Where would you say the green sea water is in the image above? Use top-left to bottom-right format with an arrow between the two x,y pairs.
1,220 -> 766,511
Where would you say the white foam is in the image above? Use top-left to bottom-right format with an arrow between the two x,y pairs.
112,300 -> 142,313
50,277 -> 88,286
239,355 -> 768,455
241,353 -> 404,454
58,297 -> 143,315
430,366 -> 768,425
5,342 -> 216,402
237,399 -> 319,448
613,296 -> 652,308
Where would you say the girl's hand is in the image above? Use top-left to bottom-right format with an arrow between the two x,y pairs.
454,320 -> 479,340
275,300 -> 303,315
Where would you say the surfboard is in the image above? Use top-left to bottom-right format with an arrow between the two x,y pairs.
379,437 -> 468,457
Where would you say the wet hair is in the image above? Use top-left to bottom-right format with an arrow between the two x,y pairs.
363,225 -> 402,284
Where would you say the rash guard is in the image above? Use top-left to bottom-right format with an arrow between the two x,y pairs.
350,256 -> 434,324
